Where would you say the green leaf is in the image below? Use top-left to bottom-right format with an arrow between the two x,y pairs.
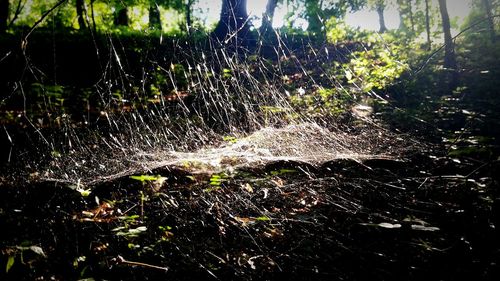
345,70 -> 352,81
255,216 -> 270,221
270,169 -> 297,176
6,256 -> 15,273
130,175 -> 161,182
29,246 -> 46,257
377,222 -> 402,229
112,226 -> 127,232
116,226 -> 147,237
223,136 -> 238,143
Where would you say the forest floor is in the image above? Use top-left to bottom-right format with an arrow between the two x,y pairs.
1,101 -> 499,281
1,38 -> 499,280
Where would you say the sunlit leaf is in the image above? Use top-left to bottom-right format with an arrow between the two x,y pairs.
377,222 -> 401,229
28,246 -> 46,257
242,183 -> 253,193
6,256 -> 15,273
411,225 -> 440,232
255,216 -> 270,221
130,175 -> 161,182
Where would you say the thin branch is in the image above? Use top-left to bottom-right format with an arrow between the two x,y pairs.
7,0 -> 25,28
21,0 -> 68,51
114,255 -> 169,272
413,14 -> 500,76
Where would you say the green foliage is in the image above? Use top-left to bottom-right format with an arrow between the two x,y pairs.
298,0 -> 366,37
171,63 -> 188,89
290,86 -> 354,117
4,245 -> 46,274
130,174 -> 163,182
223,135 -> 238,144
269,168 -> 298,176
346,41 -> 409,92
5,0 -> 188,36
255,216 -> 271,221
325,17 -> 348,43
113,225 -> 148,238
290,18 -> 411,117
328,24 -> 409,92
6,256 -> 15,273
209,173 -> 228,186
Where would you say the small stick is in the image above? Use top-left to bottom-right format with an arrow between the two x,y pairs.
114,255 -> 169,272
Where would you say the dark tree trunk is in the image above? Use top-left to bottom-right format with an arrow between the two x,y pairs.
89,0 -> 96,32
76,0 -> 87,30
408,0 -> 415,32
376,4 -> 387,33
437,0 -> 458,90
425,0 -> 431,49
396,0 -> 407,31
398,9 -> 406,30
114,7 -> 129,26
186,0 -> 193,35
305,0 -> 324,37
0,0 -> 8,33
259,0 -> 278,36
212,0 -> 253,48
481,0 -> 496,43
149,4 -> 161,30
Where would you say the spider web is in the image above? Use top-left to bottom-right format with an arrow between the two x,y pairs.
3,26 -> 411,186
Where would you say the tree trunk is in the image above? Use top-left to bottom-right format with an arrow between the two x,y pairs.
259,0 -> 278,36
396,0 -> 407,31
149,4 -> 161,31
425,0 -> 431,49
114,7 -> 129,26
305,0 -> 324,37
0,0 -> 8,33
408,0 -> 415,32
212,0 -> 253,48
376,4 -> 387,33
437,0 -> 458,90
481,0 -> 496,43
186,0 -> 193,35
90,0 -> 97,32
76,0 -> 87,30
398,8 -> 406,30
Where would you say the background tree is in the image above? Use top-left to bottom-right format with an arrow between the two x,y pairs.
259,0 -> 278,37
396,0 -> 415,34
0,0 -> 8,33
424,0 -> 431,49
76,0 -> 87,30
304,0 -> 325,36
149,1 -> 161,31
372,0 -> 387,32
481,0 -> 496,43
185,0 -> 195,34
212,0 -> 253,47
113,1 -> 129,27
301,0 -> 366,37
437,0 -> 458,89
7,0 -> 24,29
396,0 -> 435,44
397,0 -> 406,31
408,0 -> 415,32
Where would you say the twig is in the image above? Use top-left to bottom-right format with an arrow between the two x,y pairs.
114,255 -> 169,272
7,0 -> 25,28
417,177 -> 428,189
413,14 -> 500,76
465,162 -> 490,178
21,0 -> 68,51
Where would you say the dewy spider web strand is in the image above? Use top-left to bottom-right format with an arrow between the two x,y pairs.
13,25 -> 410,186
